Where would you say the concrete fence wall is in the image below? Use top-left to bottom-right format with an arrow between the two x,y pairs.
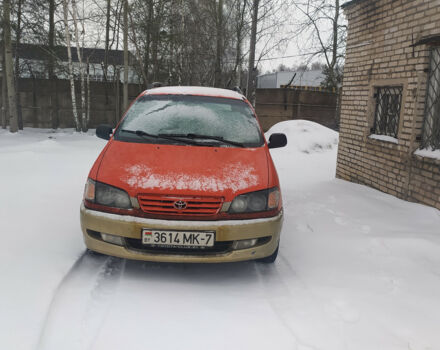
0,78 -> 144,129
255,88 -> 340,131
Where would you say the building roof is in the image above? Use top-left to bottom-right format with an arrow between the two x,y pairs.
145,86 -> 245,100
257,70 -> 325,88
341,0 -> 368,9
15,43 -> 134,66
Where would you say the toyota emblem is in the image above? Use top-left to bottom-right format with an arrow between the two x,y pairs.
173,200 -> 187,210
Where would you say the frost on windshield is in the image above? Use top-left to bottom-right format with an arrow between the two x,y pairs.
119,95 -> 263,146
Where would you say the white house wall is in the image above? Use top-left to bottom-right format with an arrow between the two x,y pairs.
17,58 -> 140,83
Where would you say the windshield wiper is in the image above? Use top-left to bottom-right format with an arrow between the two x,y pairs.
120,129 -> 200,146
158,133 -> 245,148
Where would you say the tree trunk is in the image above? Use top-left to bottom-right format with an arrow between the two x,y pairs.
1,72 -> 7,129
15,0 -> 24,130
128,7 -> 148,86
123,0 -> 129,111
214,0 -> 224,87
115,68 -> 121,124
103,0 -> 111,105
144,0 -> 153,83
62,0 -> 80,131
151,24 -> 159,82
330,0 -> 340,87
104,0 -> 111,80
234,0 -> 246,88
3,0 -> 19,132
51,79 -> 59,129
71,0 -> 87,131
246,0 -> 259,104
48,0 -> 56,79
1,41 -> 8,129
49,0 -> 59,129
87,60 -> 91,126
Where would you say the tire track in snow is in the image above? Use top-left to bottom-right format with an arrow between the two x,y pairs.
254,260 -> 321,350
254,253 -> 354,350
36,251 -> 125,350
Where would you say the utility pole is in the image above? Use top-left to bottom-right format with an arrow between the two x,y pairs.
123,0 -> 129,111
3,0 -> 19,132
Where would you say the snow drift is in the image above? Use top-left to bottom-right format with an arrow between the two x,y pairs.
265,119 -> 339,153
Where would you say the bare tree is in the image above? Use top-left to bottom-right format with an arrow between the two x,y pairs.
48,0 -> 56,79
14,0 -> 24,130
1,40 -> 8,129
62,0 -> 80,131
127,5 -> 148,85
290,0 -> 346,88
104,0 -> 111,80
71,0 -> 88,131
229,0 -> 247,88
3,0 -> 19,132
123,0 -> 128,111
214,0 -> 224,87
246,0 -> 259,102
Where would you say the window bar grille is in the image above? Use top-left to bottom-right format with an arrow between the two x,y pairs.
422,47 -> 440,150
373,86 -> 403,138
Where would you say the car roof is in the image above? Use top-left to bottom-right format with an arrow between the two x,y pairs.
144,86 -> 245,100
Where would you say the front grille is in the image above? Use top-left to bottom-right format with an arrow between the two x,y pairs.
125,238 -> 233,256
138,194 -> 223,216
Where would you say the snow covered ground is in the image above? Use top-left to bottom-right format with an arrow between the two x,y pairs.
1,122 -> 440,350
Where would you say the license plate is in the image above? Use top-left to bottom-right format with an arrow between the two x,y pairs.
142,229 -> 215,247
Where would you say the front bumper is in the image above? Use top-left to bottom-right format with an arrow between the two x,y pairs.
80,204 -> 283,263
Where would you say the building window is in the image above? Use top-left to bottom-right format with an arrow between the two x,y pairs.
422,47 -> 440,150
372,86 -> 403,138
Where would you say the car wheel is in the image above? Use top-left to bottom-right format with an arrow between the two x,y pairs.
257,245 -> 279,263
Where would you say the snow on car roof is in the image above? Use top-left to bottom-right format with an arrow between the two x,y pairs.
145,86 -> 245,100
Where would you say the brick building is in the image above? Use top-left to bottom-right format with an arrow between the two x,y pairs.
336,0 -> 440,210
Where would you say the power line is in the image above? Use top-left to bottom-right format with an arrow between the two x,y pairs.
257,52 -> 317,62
220,52 -> 318,65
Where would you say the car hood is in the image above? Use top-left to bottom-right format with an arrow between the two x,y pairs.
96,140 -> 269,200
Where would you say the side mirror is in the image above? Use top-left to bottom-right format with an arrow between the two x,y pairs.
268,133 -> 287,149
96,124 -> 113,140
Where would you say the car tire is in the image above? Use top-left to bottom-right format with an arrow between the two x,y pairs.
257,245 -> 279,263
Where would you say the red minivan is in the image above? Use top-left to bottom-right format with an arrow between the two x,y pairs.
80,86 -> 287,263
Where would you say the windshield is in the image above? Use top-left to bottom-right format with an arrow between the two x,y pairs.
114,94 -> 264,148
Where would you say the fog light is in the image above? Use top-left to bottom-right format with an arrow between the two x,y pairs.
101,233 -> 124,246
232,239 -> 258,250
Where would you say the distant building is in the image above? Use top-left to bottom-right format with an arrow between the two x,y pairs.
11,43 -> 139,83
257,70 -> 324,89
336,0 -> 440,210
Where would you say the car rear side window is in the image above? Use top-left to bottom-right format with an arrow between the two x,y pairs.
114,94 -> 264,147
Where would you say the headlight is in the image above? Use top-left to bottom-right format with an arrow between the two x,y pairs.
83,179 -> 132,209
229,187 -> 280,214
